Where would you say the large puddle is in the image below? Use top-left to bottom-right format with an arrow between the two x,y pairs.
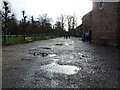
40,62 -> 80,75
49,54 -> 57,57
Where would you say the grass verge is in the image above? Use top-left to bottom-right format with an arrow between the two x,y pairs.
2,36 -> 56,46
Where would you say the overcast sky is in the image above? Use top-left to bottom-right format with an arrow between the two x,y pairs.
0,0 -> 92,26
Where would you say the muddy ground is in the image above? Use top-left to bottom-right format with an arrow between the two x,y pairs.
2,37 -> 120,88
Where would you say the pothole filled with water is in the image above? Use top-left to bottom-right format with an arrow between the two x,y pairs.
49,54 -> 57,57
55,43 -> 64,46
29,52 -> 58,58
39,47 -> 51,50
39,53 -> 48,57
30,52 -> 49,57
40,63 -> 80,75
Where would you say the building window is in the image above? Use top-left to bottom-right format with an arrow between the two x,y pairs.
99,0 -> 104,10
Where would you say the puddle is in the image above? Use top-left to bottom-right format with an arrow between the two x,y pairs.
39,47 -> 51,50
65,43 -> 69,46
21,58 -> 33,61
33,52 -> 48,57
55,43 -> 64,46
29,52 -> 57,57
49,54 -> 57,57
39,53 -> 48,57
40,63 -> 80,75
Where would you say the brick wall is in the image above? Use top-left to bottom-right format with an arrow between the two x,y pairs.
118,2 -> 120,44
92,2 -> 119,44
82,11 -> 92,33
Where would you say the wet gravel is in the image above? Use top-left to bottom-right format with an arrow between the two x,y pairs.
2,37 -> 119,88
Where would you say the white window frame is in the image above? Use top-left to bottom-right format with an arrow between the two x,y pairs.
99,0 -> 104,10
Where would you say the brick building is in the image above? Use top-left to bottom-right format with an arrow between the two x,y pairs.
82,11 -> 92,33
75,24 -> 83,37
82,2 -> 120,45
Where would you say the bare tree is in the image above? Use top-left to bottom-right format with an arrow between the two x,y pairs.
54,21 -> 63,36
31,16 -> 35,38
2,1 -> 17,43
22,10 -> 27,40
37,14 -> 52,35
38,14 -> 51,26
2,1 -> 11,43
57,14 -> 66,35
22,10 -> 27,23
66,15 -> 73,32
70,14 -> 78,37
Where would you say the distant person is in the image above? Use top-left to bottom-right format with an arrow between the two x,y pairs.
65,34 -> 68,39
68,34 -> 70,38
64,35 -> 65,38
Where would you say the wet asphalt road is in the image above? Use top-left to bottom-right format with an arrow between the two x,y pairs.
2,37 -> 119,88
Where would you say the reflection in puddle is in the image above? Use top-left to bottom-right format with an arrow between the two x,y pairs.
40,63 -> 80,75
49,54 -> 57,57
65,43 -> 69,46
